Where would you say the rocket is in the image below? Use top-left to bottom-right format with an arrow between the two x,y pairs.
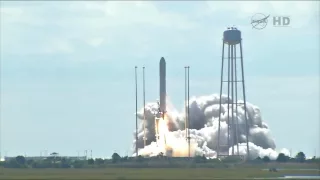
159,57 -> 166,116
155,57 -> 167,145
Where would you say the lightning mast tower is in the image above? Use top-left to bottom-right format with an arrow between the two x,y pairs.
135,66 -> 138,157
216,27 -> 250,159
143,67 -> 147,147
184,66 -> 191,158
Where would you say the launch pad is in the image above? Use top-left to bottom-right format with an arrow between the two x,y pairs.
155,117 -> 160,141
134,27 -> 249,159
135,57 -> 191,158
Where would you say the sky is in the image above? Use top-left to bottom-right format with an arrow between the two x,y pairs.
0,1 -> 319,158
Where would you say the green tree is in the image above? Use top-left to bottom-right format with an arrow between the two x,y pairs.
222,156 -> 242,163
87,158 -> 95,165
194,155 -> 205,163
262,156 -> 270,163
295,152 -> 306,163
60,158 -> 71,168
251,157 -> 262,163
122,156 -> 128,162
50,152 -> 59,164
309,156 -> 318,163
26,159 -> 34,166
95,158 -> 104,165
31,161 -> 38,168
50,152 -> 59,156
15,156 -> 26,165
157,152 -> 164,158
276,153 -> 289,163
41,158 -> 54,168
136,155 -> 144,163
202,154 -> 207,163
0,161 -> 4,167
73,160 -> 84,168
111,153 -> 121,163
4,159 -> 20,168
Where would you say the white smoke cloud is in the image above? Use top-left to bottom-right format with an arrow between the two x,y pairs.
132,94 -> 288,160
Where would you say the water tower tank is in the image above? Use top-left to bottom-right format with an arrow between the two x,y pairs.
223,28 -> 241,45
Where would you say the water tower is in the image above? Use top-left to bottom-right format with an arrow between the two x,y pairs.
216,27 -> 250,159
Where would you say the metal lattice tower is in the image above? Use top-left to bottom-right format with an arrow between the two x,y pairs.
216,27 -> 250,159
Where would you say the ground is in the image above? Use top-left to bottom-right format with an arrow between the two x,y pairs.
0,163 -> 319,179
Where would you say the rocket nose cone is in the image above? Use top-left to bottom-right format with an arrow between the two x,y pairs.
160,57 -> 166,64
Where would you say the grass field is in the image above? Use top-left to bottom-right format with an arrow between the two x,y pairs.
0,164 -> 319,180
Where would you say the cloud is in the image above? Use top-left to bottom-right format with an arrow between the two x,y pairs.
43,38 -> 74,54
0,6 -> 23,17
1,1 -> 201,56
0,1 -> 318,59
86,37 -> 104,48
80,1 -> 197,30
0,6 -> 28,24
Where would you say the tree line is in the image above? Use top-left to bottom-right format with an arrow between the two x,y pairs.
0,151 -> 319,169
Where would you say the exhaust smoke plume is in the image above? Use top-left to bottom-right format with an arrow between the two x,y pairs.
132,94 -> 288,160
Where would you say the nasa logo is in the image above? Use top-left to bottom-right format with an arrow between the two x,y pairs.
251,13 -> 270,30
251,13 -> 291,30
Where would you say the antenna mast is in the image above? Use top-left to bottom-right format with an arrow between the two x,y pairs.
143,67 -> 147,147
135,66 -> 138,157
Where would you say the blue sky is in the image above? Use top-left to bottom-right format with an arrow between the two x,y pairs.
0,1 -> 319,158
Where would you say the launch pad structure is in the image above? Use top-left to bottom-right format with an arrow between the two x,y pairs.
143,67 -> 147,148
135,27 -> 250,159
135,57 -> 192,158
184,66 -> 190,158
135,66 -> 138,157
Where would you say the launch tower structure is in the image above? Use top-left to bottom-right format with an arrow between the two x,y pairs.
184,66 -> 190,158
216,27 -> 250,159
135,66 -> 138,157
142,67 -> 147,148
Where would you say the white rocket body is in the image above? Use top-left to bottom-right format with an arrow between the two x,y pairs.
159,57 -> 166,114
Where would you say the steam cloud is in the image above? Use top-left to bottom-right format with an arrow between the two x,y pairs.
132,94 -> 289,160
